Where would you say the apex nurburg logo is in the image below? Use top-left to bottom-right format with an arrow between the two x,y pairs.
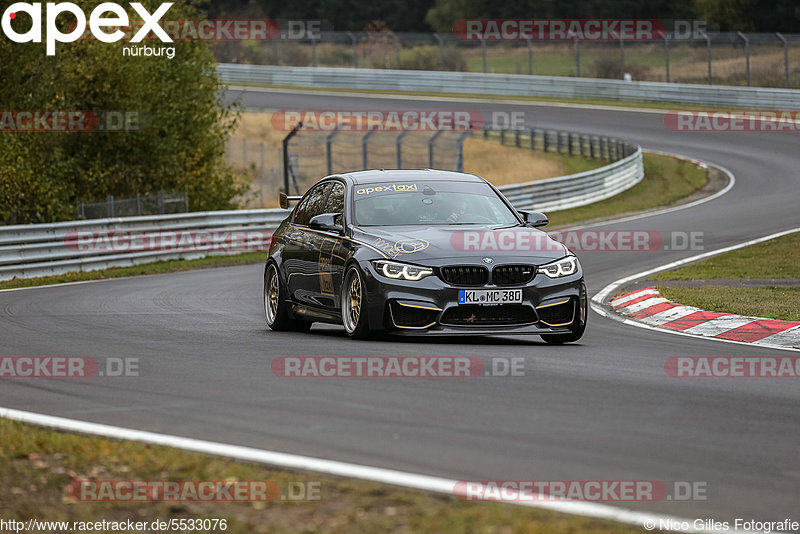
1,2 -> 174,55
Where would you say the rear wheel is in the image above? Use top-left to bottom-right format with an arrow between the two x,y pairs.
264,263 -> 312,332
341,266 -> 371,340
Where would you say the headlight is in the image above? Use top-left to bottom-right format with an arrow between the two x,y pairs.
372,260 -> 433,281
538,255 -> 579,278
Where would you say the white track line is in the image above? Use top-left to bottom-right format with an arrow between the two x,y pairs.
0,406 -> 761,533
592,227 -> 800,353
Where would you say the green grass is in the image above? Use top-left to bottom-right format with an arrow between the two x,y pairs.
547,153 -> 708,227
651,231 -> 800,280
657,286 -> 800,321
232,83 -> 743,112
0,419 -> 644,533
0,252 -> 267,291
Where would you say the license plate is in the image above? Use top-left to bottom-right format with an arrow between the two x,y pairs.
458,289 -> 523,305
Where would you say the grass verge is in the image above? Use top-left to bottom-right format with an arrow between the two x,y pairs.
657,286 -> 800,321
547,153 -> 708,227
0,418 -> 643,533
231,83 -> 740,112
651,231 -> 800,280
0,252 -> 267,291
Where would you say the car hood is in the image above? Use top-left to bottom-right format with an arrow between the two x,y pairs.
352,225 -> 568,266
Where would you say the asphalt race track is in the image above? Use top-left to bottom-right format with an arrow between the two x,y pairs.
2,89 -> 799,522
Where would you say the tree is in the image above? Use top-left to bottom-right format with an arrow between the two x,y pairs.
0,0 -> 245,224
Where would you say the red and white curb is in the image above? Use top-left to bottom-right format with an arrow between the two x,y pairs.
611,287 -> 800,349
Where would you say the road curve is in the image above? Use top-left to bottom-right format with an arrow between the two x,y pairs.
1,89 -> 799,521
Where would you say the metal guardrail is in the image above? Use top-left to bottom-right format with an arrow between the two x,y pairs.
0,134 -> 643,281
218,64 -> 800,108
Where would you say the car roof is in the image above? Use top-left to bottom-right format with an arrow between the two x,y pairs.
340,169 -> 486,185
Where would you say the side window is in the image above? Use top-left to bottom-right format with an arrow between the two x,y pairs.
324,182 -> 345,223
293,183 -> 331,226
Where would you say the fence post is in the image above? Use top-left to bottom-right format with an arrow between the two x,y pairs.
312,36 -> 318,67
455,131 -> 472,172
701,31 -> 712,85
529,128 -> 535,150
396,130 -> 409,168
433,33 -> 444,70
183,187 -> 189,213
543,131 -> 549,152
428,130 -> 443,168
260,142 -> 265,177
574,37 -> 580,77
589,137 -> 595,159
346,31 -> 358,68
499,129 -> 505,145
362,127 -> 377,169
514,130 -> 520,147
136,193 -> 141,216
158,190 -> 164,215
737,32 -> 750,86
107,195 -> 114,218
527,39 -> 533,75
579,135 -> 585,157
777,33 -> 789,88
556,132 -> 562,153
282,122 -> 302,194
326,130 -> 339,175
568,133 -> 573,156
664,35 -> 670,83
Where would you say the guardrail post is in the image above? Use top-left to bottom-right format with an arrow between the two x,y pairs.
589,137 -> 595,159
158,190 -> 164,215
777,33 -> 789,88
326,130 -> 339,175
183,187 -> 189,213
136,194 -> 141,216
664,35 -> 670,83
599,137 -> 606,160
543,131 -> 549,153
107,195 -> 114,218
579,135 -> 585,157
455,131 -> 472,172
514,130 -> 520,147
737,32 -> 750,86
428,130 -> 444,168
556,132 -> 562,153
568,133 -> 573,156
499,129 -> 505,145
529,129 -> 535,150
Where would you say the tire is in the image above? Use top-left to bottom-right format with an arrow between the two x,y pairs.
341,265 -> 371,340
264,263 -> 312,332
540,299 -> 586,345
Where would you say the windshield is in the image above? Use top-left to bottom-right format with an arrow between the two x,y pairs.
352,181 -> 520,227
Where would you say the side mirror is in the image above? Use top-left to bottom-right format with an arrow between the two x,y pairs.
279,191 -> 302,209
519,210 -> 549,228
309,213 -> 344,234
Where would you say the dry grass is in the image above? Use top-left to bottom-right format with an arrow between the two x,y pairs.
462,136 -> 567,185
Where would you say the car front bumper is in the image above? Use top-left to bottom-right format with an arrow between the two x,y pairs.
361,262 -> 587,335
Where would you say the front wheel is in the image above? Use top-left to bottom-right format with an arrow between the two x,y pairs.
264,263 -> 312,332
540,298 -> 586,345
341,266 -> 371,340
